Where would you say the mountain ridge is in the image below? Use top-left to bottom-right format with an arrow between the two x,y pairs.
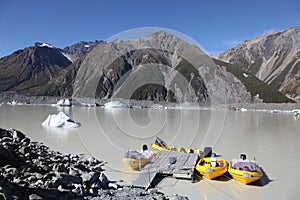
218,27 -> 300,102
0,45 -> 71,94
0,28 -> 298,104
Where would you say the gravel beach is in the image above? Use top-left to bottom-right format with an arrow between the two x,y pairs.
0,128 -> 188,200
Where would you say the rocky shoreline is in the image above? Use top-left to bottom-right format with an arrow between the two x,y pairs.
0,128 -> 188,200
1,92 -> 300,113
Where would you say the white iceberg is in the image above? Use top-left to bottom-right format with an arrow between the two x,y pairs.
292,109 -> 300,117
104,101 -> 129,108
57,99 -> 72,106
42,112 -> 80,128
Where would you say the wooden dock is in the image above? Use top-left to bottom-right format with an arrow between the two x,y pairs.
132,151 -> 200,189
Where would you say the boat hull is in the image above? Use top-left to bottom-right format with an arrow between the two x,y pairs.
195,158 -> 228,180
228,161 -> 263,184
122,154 -> 154,170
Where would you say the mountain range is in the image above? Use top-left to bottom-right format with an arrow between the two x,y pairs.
1,28 -> 299,104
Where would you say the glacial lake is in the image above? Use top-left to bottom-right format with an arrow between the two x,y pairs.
1,104 -> 300,200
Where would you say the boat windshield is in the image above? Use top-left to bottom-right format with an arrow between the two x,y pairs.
233,161 -> 257,172
124,150 -> 147,159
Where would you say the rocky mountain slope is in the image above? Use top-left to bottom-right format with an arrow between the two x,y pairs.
213,59 -> 293,103
61,40 -> 105,62
1,29 -> 296,104
42,31 -> 252,105
218,27 -> 300,102
0,43 -> 71,94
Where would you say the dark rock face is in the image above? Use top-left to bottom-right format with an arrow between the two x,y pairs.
0,45 -> 71,94
0,128 -> 188,199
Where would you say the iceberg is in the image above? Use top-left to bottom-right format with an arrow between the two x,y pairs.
57,99 -> 72,106
292,109 -> 300,117
42,112 -> 80,128
104,101 -> 129,108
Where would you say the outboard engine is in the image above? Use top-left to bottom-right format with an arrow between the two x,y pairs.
142,144 -> 148,151
240,154 -> 247,160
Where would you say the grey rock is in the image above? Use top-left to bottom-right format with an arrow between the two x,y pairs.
89,172 -> 99,183
19,146 -> 30,155
35,173 -> 43,179
13,178 -> 21,184
57,185 -> 68,192
81,173 -> 92,183
27,176 -> 37,183
12,130 -> 26,142
68,167 -> 79,176
89,187 -> 99,195
0,137 -> 12,143
147,188 -> 158,194
40,164 -> 51,172
0,145 -> 16,166
98,173 -> 109,189
167,194 -> 189,200
99,173 -> 108,183
60,174 -> 83,185
72,184 -> 84,196
29,194 -> 43,200
6,167 -> 17,174
21,138 -> 31,145
33,160 -> 42,166
48,178 -> 60,188
34,180 -> 44,187
108,182 -> 118,189
52,163 -> 66,172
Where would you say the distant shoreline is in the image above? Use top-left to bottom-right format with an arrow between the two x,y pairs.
1,92 -> 299,111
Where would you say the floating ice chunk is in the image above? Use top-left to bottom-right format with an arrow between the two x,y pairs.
57,99 -> 72,106
104,101 -> 129,108
42,112 -> 80,128
292,109 -> 300,117
240,108 -> 247,112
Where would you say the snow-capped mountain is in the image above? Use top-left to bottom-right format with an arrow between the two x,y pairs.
0,44 -> 71,94
218,27 -> 300,101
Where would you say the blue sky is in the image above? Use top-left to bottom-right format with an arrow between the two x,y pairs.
0,0 -> 299,58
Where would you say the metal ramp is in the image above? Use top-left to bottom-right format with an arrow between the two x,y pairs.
132,170 -> 158,188
132,151 -> 200,188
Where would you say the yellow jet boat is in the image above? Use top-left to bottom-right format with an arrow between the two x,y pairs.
195,156 -> 228,180
151,137 -> 200,154
122,145 -> 154,170
228,154 -> 263,185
